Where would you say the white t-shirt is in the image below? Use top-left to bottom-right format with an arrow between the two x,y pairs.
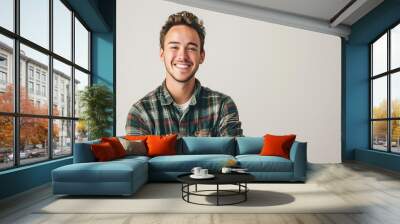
174,96 -> 192,114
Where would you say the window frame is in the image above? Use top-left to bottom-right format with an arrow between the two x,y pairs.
370,20 -> 400,154
0,70 -> 7,85
0,0 -> 92,171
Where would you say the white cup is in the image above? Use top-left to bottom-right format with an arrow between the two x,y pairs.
221,167 -> 232,174
200,169 -> 208,176
191,167 -> 202,176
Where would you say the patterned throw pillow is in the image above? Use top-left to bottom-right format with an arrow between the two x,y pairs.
118,137 -> 147,156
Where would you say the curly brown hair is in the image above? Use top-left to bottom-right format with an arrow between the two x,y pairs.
160,11 -> 206,52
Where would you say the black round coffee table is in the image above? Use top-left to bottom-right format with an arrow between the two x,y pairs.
177,173 -> 255,206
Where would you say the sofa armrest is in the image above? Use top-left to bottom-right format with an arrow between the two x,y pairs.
289,141 -> 307,181
73,140 -> 100,163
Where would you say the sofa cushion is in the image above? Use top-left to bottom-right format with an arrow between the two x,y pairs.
236,137 -> 263,155
148,154 -> 235,172
181,137 -> 235,155
53,158 -> 148,183
115,155 -> 150,163
236,155 -> 293,172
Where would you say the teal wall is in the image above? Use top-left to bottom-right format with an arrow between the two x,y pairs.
0,158 -> 72,199
0,0 -> 115,200
344,0 -> 400,171
355,148 -> 400,172
91,32 -> 115,135
92,33 -> 114,87
343,44 -> 369,160
91,0 -> 116,135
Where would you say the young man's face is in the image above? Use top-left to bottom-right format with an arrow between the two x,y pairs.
160,25 -> 205,83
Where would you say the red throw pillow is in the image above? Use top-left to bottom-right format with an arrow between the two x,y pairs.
146,134 -> 177,157
91,142 -> 117,161
260,134 -> 296,159
101,137 -> 127,158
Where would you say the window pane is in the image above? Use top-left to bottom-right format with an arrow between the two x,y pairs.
20,117 -> 49,165
0,116 -> 13,170
74,69 -> 89,118
372,33 -> 387,76
391,72 -> 400,117
20,44 -> 49,115
53,0 -> 72,60
372,121 -> 387,151
53,59 -> 72,117
372,77 -> 387,119
0,34 -> 14,112
53,119 -> 72,157
20,0 -> 49,49
391,24 -> 400,70
75,120 -> 88,143
391,120 -> 400,153
0,0 -> 13,31
75,17 -> 89,70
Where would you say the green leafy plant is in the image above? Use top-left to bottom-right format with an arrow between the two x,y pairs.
79,84 -> 113,140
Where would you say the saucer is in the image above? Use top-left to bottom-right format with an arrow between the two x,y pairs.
190,174 -> 215,179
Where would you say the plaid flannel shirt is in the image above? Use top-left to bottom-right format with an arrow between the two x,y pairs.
125,79 -> 243,137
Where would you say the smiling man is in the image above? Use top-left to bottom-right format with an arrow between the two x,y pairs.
126,11 -> 243,137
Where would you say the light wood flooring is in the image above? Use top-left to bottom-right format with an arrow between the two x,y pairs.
1,162 -> 400,224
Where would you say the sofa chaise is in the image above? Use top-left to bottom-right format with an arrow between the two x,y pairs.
52,137 -> 307,195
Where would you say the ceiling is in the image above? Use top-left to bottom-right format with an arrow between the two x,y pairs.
224,0 -> 379,26
165,0 -> 384,38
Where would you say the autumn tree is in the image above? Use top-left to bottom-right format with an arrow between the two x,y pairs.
372,99 -> 400,143
0,84 -> 60,151
0,85 -> 14,149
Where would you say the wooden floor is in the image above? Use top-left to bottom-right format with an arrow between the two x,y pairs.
1,162 -> 400,224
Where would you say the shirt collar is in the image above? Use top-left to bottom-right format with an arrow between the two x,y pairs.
160,79 -> 202,106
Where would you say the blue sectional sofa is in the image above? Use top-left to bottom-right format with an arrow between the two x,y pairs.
52,137 -> 307,196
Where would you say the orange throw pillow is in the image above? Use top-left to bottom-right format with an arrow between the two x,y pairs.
91,142 -> 117,161
101,137 -> 127,158
146,134 -> 177,157
260,134 -> 296,159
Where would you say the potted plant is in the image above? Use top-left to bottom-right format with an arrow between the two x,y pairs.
79,84 -> 113,140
